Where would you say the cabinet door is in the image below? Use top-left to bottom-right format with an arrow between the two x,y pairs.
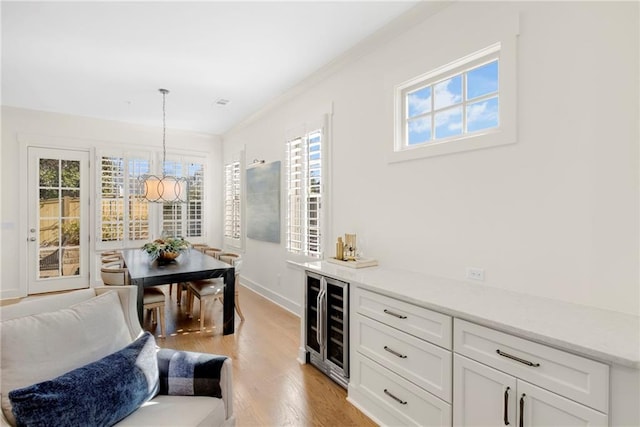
454,354 -> 517,426
517,381 -> 608,427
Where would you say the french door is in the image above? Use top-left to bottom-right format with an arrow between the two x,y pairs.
27,147 -> 90,294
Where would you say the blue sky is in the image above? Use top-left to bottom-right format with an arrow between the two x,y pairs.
407,60 -> 499,145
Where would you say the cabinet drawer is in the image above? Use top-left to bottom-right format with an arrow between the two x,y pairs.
353,356 -> 451,426
356,314 -> 452,402
355,287 -> 452,350
454,318 -> 609,413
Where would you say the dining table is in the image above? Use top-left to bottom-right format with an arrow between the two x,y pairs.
121,248 -> 236,335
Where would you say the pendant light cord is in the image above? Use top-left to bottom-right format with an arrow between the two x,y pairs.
160,88 -> 169,176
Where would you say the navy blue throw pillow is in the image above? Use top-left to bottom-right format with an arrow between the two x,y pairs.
9,332 -> 159,427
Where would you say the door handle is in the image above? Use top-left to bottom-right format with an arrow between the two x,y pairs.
519,394 -> 525,427
316,288 -> 323,346
503,386 -> 510,425
496,349 -> 540,367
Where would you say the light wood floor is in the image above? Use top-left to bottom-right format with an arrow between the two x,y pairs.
142,284 -> 376,427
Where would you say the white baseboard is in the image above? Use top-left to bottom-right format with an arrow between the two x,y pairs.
239,274 -> 301,317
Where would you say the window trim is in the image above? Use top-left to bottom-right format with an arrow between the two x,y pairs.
391,36 -> 517,162
285,118 -> 327,260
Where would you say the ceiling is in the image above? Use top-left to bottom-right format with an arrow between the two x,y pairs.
1,1 -> 421,135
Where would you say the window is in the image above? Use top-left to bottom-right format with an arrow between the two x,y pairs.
286,127 -> 323,258
161,159 -> 205,238
224,161 -> 241,241
98,154 -> 150,245
98,152 -> 205,248
392,41 -> 516,161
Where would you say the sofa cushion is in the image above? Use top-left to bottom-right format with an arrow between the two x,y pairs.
157,348 -> 228,398
1,290 -> 132,425
9,332 -> 159,427
114,395 -> 227,427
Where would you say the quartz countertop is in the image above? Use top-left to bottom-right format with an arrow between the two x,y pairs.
289,260 -> 640,369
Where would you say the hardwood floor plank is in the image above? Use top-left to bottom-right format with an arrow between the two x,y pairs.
144,284 -> 376,427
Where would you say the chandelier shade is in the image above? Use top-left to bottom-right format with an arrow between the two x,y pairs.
140,88 -> 188,203
141,174 -> 188,203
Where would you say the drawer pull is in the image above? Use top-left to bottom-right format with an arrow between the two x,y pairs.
384,345 -> 407,359
383,309 -> 407,319
503,386 -> 510,425
496,349 -> 540,367
519,394 -> 525,427
383,388 -> 407,405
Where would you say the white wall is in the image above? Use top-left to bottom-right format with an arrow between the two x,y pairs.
0,106 -> 222,298
223,1 -> 639,316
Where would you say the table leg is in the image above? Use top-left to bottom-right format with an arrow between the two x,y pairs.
223,267 -> 235,335
136,283 -> 144,325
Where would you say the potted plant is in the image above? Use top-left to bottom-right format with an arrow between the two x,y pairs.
142,237 -> 190,263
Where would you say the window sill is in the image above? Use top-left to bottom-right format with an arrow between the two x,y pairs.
389,126 -> 515,163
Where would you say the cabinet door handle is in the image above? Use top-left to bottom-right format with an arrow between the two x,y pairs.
384,345 -> 407,359
496,349 -> 540,367
383,388 -> 407,405
503,386 -> 510,425
519,394 -> 525,427
383,309 -> 407,319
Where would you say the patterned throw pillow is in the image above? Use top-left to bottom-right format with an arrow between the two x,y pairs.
9,332 -> 159,427
157,348 -> 228,398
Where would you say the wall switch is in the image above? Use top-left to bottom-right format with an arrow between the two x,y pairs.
466,267 -> 485,281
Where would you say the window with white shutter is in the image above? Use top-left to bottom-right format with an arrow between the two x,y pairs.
98,153 -> 150,246
224,161 -> 241,241
161,159 -> 204,238
98,152 -> 205,248
286,127 -> 323,258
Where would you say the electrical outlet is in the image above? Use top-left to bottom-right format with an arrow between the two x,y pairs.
466,267 -> 485,281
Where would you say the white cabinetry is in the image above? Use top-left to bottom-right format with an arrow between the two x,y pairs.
453,319 -> 609,426
348,286 -> 453,426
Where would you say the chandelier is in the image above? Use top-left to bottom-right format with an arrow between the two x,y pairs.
140,89 -> 189,203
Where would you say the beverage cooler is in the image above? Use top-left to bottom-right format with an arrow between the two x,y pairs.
305,271 -> 349,388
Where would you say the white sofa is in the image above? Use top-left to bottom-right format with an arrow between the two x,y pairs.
0,286 -> 235,427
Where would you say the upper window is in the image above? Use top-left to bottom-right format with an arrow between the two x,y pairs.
286,127 -> 323,258
405,59 -> 499,145
393,42 -> 516,161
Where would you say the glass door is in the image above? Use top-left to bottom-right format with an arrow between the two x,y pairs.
325,277 -> 348,376
27,147 -> 90,294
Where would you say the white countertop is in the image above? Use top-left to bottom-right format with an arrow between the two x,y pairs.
290,260 -> 640,369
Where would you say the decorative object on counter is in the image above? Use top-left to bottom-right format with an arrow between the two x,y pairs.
326,257 -> 378,268
142,237 -> 190,264
336,237 -> 344,260
330,233 -> 378,268
344,233 -> 356,260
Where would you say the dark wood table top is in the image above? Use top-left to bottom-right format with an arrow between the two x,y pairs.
121,248 -> 233,286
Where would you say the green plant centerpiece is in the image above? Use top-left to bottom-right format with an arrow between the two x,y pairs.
142,237 -> 190,264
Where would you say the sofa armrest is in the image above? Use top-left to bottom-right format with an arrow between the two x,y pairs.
157,349 -> 234,421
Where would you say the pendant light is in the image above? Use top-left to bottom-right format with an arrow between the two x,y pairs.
140,88 -> 189,203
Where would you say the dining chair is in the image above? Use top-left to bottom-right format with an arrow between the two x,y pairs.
204,248 -> 223,259
218,253 -> 245,321
100,260 -> 166,338
191,243 -> 210,253
172,246 -> 222,306
185,278 -> 225,332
